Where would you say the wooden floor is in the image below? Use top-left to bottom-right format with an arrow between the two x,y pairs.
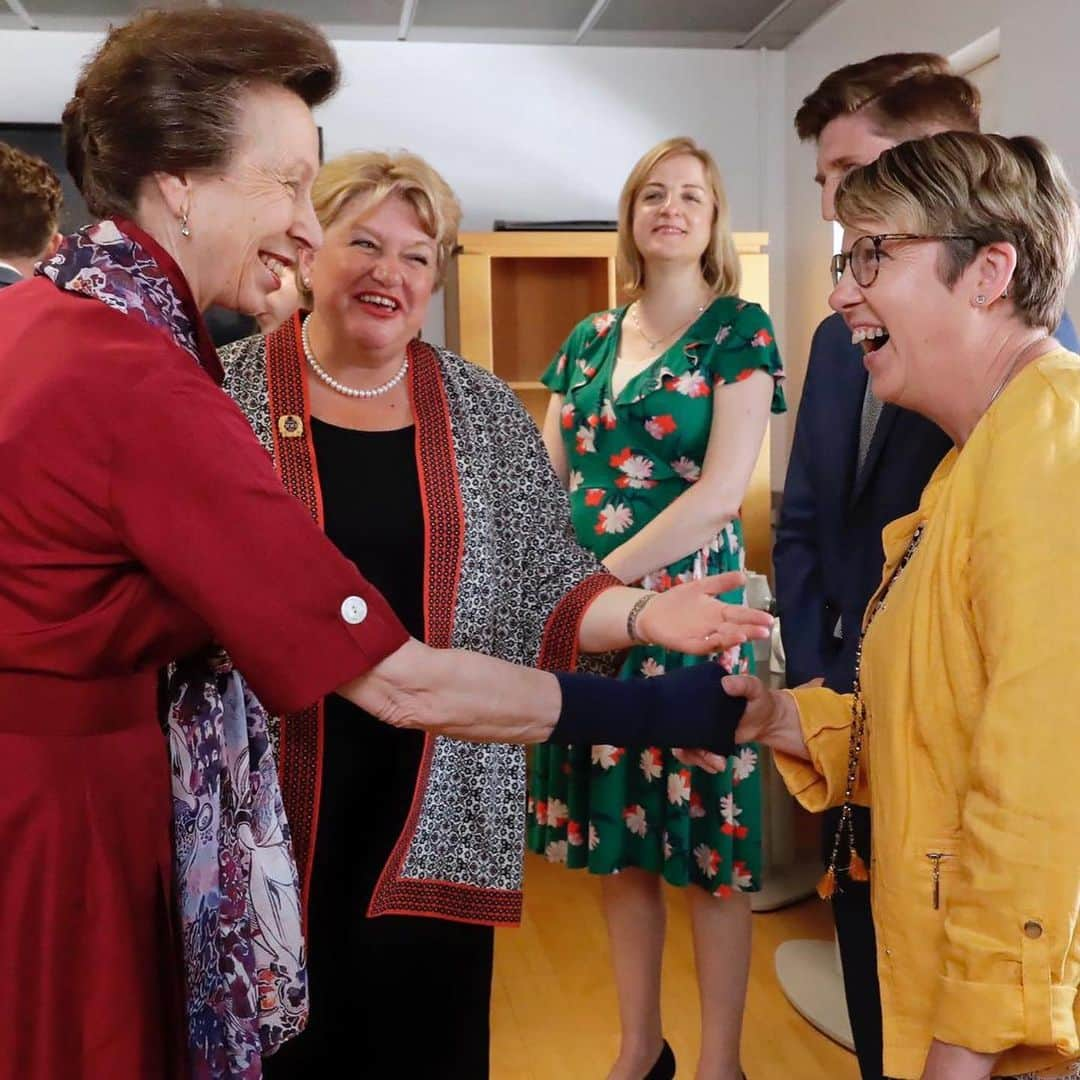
491,852 -> 859,1080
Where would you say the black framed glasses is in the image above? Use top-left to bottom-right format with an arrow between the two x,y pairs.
830,233 -> 977,288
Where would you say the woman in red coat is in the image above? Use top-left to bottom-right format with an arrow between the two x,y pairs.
0,9 -> 768,1078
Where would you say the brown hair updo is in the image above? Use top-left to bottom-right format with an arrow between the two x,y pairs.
62,7 -> 340,219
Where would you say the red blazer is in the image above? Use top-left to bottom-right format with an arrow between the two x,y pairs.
0,242 -> 407,1077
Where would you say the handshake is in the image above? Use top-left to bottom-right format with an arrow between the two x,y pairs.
350,570 -> 794,759
551,661 -> 764,769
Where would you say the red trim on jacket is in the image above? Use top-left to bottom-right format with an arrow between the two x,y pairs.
538,571 -> 622,672
258,318 -> 615,927
265,316 -> 328,929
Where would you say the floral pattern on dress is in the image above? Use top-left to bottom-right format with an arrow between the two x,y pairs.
528,296 -> 785,895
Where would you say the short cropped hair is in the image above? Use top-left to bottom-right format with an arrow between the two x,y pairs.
617,136 -> 740,300
795,52 -> 980,142
835,132 -> 1080,333
299,150 -> 462,305
0,141 -> 62,258
62,8 -> 339,219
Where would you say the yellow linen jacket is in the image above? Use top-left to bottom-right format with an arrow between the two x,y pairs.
776,350 -> 1080,1079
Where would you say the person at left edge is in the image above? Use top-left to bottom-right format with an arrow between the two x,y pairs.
0,9 -> 767,1078
0,140 -> 62,288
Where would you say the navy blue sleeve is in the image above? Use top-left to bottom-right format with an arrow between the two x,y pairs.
1056,310 -> 1080,352
551,663 -> 745,754
773,316 -> 841,687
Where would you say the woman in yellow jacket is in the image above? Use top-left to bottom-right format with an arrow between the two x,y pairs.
725,132 -> 1080,1080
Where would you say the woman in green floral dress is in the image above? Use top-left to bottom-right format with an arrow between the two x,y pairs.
529,137 -> 784,1080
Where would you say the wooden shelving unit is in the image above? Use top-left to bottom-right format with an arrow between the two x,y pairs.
444,231 -> 775,573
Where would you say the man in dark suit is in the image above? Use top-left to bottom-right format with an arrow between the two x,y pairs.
0,140 -> 63,289
774,54 -> 1079,1080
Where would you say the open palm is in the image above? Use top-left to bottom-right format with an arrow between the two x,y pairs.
635,571 -> 772,655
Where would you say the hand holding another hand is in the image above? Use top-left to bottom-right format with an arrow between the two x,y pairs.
673,672 -> 817,771
720,673 -> 812,761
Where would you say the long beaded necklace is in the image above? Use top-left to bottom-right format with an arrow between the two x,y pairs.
819,522 -> 925,899
301,316 -> 409,399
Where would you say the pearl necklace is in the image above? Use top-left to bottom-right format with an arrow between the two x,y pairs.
301,317 -> 409,399
630,299 -> 707,351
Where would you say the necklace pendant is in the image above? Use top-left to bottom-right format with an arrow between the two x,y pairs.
630,298 -> 709,353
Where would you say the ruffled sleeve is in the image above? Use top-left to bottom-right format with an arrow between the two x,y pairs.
541,309 -> 620,395
702,300 -> 786,413
541,331 -> 575,395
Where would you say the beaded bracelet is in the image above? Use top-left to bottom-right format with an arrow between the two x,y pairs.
626,591 -> 658,645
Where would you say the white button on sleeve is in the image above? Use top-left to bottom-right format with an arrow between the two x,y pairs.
340,596 -> 368,625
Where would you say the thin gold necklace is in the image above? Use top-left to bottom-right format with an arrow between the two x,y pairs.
986,334 -> 1051,410
629,298 -> 708,351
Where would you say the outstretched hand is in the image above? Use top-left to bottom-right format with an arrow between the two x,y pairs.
635,571 -> 772,656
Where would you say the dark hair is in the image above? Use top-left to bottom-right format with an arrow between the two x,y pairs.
62,8 -> 340,218
0,141 -> 62,258
795,52 -> 980,142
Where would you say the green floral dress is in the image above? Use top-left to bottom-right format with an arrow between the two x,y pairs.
527,296 -> 785,895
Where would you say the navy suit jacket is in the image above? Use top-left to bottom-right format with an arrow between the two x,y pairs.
774,309 -> 1079,692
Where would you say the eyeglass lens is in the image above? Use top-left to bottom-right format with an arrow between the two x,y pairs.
832,236 -> 880,288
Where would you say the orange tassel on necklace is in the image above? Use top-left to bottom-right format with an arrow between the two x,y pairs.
847,851 -> 870,882
816,868 -> 837,900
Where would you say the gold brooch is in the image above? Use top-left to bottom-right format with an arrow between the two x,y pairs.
277,414 -> 304,439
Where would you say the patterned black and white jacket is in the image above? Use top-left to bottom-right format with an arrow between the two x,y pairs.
220,315 -> 616,926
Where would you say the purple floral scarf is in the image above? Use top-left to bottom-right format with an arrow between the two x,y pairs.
43,220 -> 308,1078
169,654 -> 308,1077
41,219 -> 202,365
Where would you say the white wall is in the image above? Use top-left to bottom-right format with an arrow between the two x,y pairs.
316,41 -> 788,346
782,0 -> 1080,463
0,30 -> 786,351
997,0 -> 1080,327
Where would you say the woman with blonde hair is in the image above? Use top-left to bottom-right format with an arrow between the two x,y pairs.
529,137 -> 785,1080
727,131 -> 1080,1080
217,148 -> 770,1077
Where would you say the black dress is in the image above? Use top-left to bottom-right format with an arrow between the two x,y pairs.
265,419 -> 494,1078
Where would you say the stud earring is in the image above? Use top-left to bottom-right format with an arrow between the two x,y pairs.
179,211 -> 191,239
974,294 -> 987,305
